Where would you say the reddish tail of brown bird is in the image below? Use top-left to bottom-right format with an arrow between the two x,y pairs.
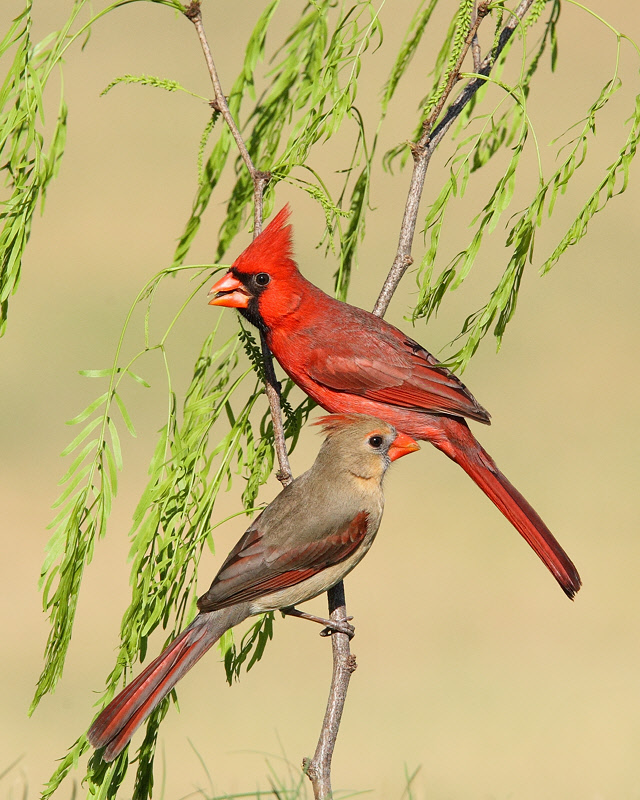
432,417 -> 581,598
88,607 -> 248,762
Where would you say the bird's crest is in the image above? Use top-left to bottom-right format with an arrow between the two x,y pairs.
232,205 -> 296,275
313,413 -> 384,437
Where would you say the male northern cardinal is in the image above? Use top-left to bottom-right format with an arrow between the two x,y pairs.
209,206 -> 581,598
88,414 -> 418,761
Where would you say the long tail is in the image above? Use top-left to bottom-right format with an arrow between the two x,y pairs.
88,605 -> 249,762
431,417 -> 581,598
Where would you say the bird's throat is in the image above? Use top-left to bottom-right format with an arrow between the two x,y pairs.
238,297 -> 268,333
348,469 -> 382,489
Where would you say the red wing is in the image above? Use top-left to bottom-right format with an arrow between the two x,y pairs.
197,511 -> 369,612
306,339 -> 490,423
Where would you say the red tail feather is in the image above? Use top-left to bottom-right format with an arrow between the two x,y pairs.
88,607 -> 248,761
432,417 -> 581,598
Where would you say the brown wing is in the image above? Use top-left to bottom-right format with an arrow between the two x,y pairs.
197,511 -> 369,612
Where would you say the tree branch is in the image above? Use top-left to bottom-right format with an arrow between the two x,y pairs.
185,1 -> 291,486
471,2 -> 483,72
260,332 -> 292,485
303,582 -> 357,799
373,0 -> 535,318
421,1 -> 490,144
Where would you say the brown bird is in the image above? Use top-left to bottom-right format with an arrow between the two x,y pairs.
88,414 -> 419,762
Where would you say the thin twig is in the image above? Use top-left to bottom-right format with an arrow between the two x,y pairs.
421,2 -> 489,143
471,2 -> 483,71
260,332 -> 293,484
373,0 -> 535,318
185,1 -> 290,485
303,583 -> 357,799
429,0 -> 535,150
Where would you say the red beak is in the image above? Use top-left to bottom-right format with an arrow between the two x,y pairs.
208,271 -> 252,309
388,431 -> 420,462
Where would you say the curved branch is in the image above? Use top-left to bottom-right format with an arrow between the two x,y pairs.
373,0 -> 535,317
186,1 -> 290,485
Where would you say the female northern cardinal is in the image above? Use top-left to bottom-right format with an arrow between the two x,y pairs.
88,414 -> 418,761
209,206 -> 581,598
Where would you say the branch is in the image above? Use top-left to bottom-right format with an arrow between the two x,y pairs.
471,2 -> 483,71
260,333 -> 292,485
303,582 -> 357,799
421,1 -> 489,144
301,7 -> 510,797
373,0 -> 535,318
185,1 -> 291,485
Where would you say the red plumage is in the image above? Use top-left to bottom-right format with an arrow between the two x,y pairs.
88,610 -> 242,762
209,207 -> 581,598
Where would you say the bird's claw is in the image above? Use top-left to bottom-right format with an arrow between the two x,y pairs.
320,619 -> 355,639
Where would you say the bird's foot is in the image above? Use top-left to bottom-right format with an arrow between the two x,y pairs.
319,618 -> 355,639
282,607 -> 355,639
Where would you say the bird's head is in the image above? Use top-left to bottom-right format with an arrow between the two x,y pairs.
208,205 -> 304,331
314,414 -> 419,483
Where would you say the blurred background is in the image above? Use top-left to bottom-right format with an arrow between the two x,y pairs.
1,1 -> 639,797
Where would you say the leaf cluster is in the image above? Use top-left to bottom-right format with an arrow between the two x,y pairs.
0,0 -> 79,335
410,1 -> 640,371
175,0 -> 384,299
32,365 -> 145,711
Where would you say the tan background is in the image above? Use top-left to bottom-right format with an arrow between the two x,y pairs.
1,1 -> 639,797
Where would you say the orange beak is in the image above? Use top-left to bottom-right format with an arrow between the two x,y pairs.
208,271 -> 252,309
388,431 -> 420,462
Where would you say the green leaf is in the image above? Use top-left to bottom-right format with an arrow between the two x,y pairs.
59,417 -> 102,458
65,392 -> 109,426
114,392 -> 137,438
100,73 -> 204,100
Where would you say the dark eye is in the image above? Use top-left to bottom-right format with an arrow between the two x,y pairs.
254,273 -> 271,286
368,435 -> 383,449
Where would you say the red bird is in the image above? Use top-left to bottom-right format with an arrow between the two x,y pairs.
209,206 -> 581,598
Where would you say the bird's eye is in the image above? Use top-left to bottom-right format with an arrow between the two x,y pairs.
254,273 -> 271,286
368,435 -> 384,449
